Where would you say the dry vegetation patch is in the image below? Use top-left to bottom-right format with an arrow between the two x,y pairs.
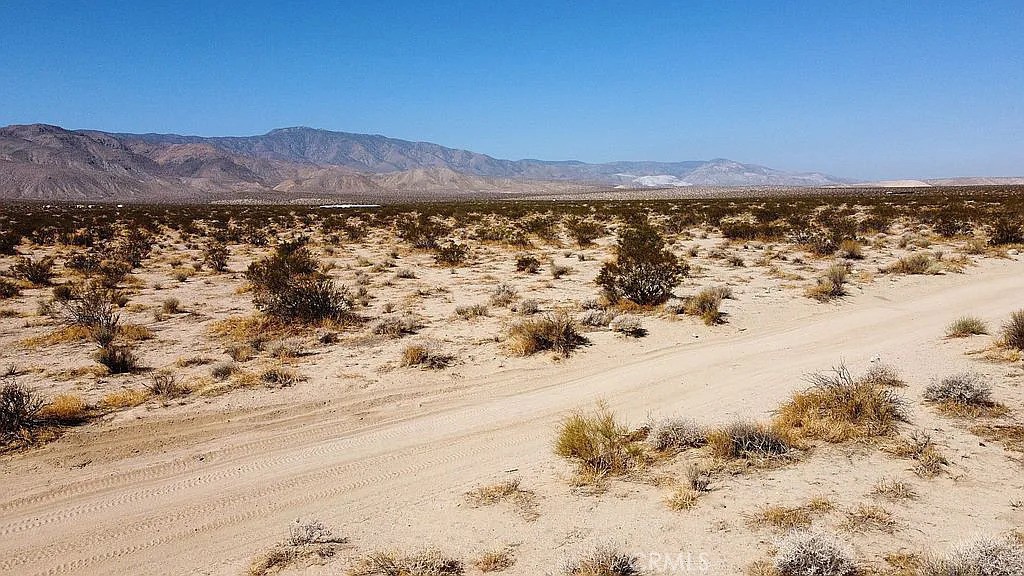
464,478 -> 539,521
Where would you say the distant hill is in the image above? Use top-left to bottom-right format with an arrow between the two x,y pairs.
1,123 -> 851,201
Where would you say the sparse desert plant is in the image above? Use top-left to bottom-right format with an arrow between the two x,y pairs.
395,268 -> 417,279
348,549 -> 464,576
261,366 -> 300,387
806,262 -> 849,302
775,364 -> 906,442
434,240 -> 468,267
288,519 -> 335,546
885,429 -> 948,478
773,530 -> 856,576
1000,309 -> 1024,350
211,361 -> 237,381
516,298 -> 540,315
371,314 -> 422,337
38,394 -> 89,425
550,263 -> 573,278
597,220 -> 686,305
249,520 -> 347,576
246,238 -> 356,324
871,477 -> 917,501
841,503 -> 896,533
683,287 -> 724,325
706,421 -> 792,461
506,312 -> 586,356
203,241 -> 230,271
401,344 -> 454,369
0,278 -> 20,299
162,297 -> 181,314
99,388 -> 148,409
1,379 -> 43,443
11,256 -> 55,285
610,315 -> 645,337
885,253 -> 939,275
946,316 -> 989,338
147,371 -> 188,398
515,253 -> 542,273
859,362 -> 904,387
837,239 -> 863,259
563,546 -> 642,576
666,485 -> 700,510
454,303 -> 489,320
555,403 -> 647,480
474,548 -> 515,573
564,216 -> 605,248
95,343 -> 140,374
465,478 -> 539,521
489,283 -> 518,307
988,218 -> 1024,246
579,308 -> 616,328
924,373 -> 1003,416
646,418 -> 707,451
922,536 -> 1024,576
685,462 -> 712,493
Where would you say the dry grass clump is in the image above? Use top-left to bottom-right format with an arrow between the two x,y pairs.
118,324 -> 154,341
563,546 -> 642,576
555,403 -> 649,482
946,316 -> 989,338
775,364 -> 906,442
969,423 -> 1024,453
871,477 -> 918,501
806,263 -> 849,302
454,303 -> 489,320
371,314 -> 422,337
474,548 -> 515,573
773,530 -> 857,576
885,430 -> 948,478
924,373 -> 1006,417
506,312 -> 586,357
401,344 -> 454,369
1000,309 -> 1024,351
99,388 -> 148,410
666,485 -> 701,510
146,371 -> 189,398
841,503 -> 896,533
37,394 -> 89,424
464,478 -> 539,521
489,283 -> 518,307
747,498 -> 834,531
682,287 -> 724,325
885,253 -> 940,275
921,536 -> 1024,576
859,362 -> 905,387
646,418 -> 708,452
706,421 -> 793,462
838,239 -> 863,259
348,549 -> 464,576
579,308 -> 616,328
260,366 -> 300,387
249,520 -> 347,576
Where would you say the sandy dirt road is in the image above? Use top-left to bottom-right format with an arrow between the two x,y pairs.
2,257 -> 1023,575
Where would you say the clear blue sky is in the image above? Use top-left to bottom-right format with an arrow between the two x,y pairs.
2,1 -> 1022,180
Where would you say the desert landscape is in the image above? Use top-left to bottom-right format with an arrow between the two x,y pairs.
1,188 -> 1023,575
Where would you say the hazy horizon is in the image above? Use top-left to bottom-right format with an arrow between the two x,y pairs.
2,1 -> 1022,180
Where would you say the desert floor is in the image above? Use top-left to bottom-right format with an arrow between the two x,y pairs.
1,216 -> 1023,575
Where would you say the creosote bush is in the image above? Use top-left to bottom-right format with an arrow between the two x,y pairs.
597,220 -> 686,305
506,312 -> 586,356
246,238 -> 355,324
11,256 -> 55,285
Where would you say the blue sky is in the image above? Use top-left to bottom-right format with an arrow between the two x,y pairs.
1,1 -> 1022,179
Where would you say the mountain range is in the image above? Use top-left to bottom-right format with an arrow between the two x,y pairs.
0,124 -> 856,202
2,123 -> 1017,203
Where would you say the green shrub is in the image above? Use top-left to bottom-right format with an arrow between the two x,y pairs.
597,221 -> 686,305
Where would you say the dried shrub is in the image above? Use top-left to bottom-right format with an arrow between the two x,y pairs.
646,418 -> 707,452
563,546 -> 642,576
455,303 -> 489,320
474,549 -> 515,573
1,379 -> 43,443
707,421 -> 792,461
924,373 -> 1004,417
147,371 -> 188,398
348,549 -> 464,576
773,530 -> 856,576
38,394 -> 89,425
11,256 -> 55,285
946,316 -> 989,338
94,344 -> 140,373
465,478 -> 539,521
489,283 -> 518,307
775,364 -> 906,442
806,263 -> 849,302
0,278 -> 20,299
610,315 -> 645,337
515,254 -> 542,273
682,287 -> 724,325
401,344 -> 453,369
433,241 -> 468,267
1001,309 -> 1024,350
885,253 -> 939,275
506,313 -> 586,356
555,403 -> 648,480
